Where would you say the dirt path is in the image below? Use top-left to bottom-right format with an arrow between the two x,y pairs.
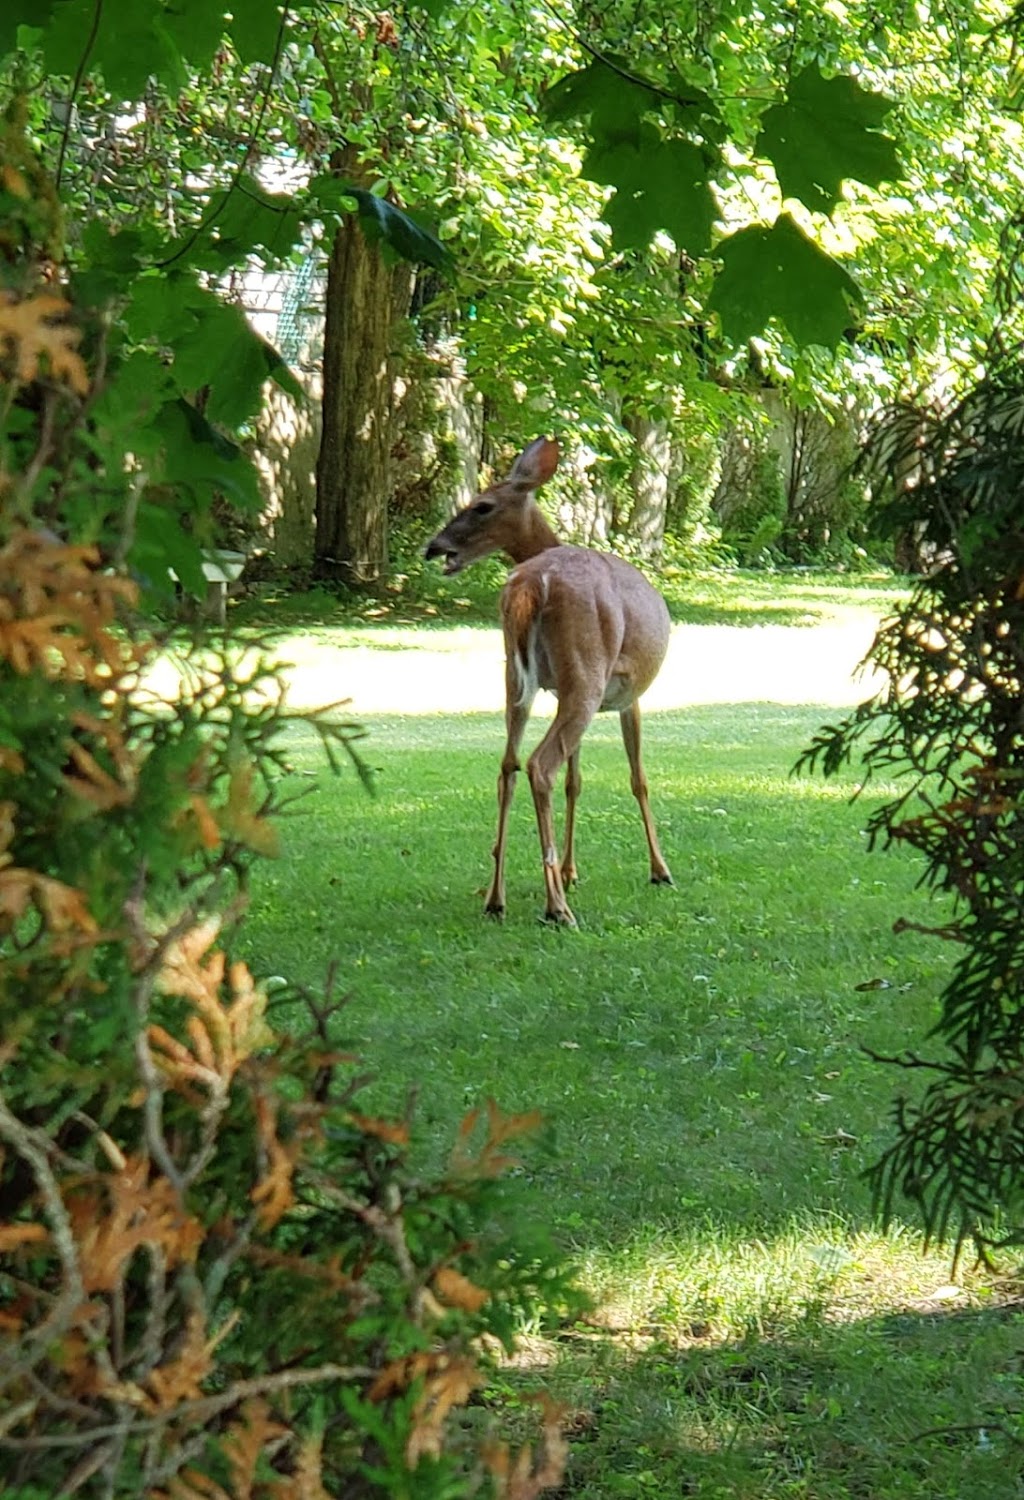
268,617 -> 885,716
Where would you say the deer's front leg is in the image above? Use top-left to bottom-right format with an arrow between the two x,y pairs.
484,686 -> 532,918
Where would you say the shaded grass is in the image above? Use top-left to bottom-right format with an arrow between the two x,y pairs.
231,565 -> 909,634
241,696 -> 1024,1498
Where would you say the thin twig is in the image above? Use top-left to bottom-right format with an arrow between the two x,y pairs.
0,1096 -> 87,1398
55,0 -> 104,191
0,1362 -> 374,1450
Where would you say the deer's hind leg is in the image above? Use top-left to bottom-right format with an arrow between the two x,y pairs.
560,748 -> 582,886
527,697 -> 601,926
620,701 -> 672,885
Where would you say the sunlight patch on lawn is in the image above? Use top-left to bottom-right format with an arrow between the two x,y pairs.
570,1219 -> 982,1346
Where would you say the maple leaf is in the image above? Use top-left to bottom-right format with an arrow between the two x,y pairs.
583,132 -> 717,256
708,213 -> 862,349
756,63 -> 903,216
0,290 -> 89,394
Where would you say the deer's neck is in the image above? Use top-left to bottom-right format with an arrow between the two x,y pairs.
506,506 -> 562,563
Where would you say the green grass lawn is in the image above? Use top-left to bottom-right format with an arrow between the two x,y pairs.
232,565 -> 911,634
236,590 -> 1024,1499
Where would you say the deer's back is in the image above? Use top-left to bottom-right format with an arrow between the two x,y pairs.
502,545 -> 670,709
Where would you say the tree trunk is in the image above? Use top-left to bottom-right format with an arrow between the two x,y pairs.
622,410 -> 670,558
314,199 -> 412,586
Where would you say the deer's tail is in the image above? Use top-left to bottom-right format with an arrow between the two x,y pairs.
502,573 -> 546,707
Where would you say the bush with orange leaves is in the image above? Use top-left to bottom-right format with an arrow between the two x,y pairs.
0,330 -> 575,1498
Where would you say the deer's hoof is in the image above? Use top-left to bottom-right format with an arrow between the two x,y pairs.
484,902 -> 505,920
542,908 -> 578,930
650,871 -> 674,887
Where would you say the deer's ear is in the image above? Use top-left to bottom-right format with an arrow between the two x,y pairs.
509,437 -> 560,490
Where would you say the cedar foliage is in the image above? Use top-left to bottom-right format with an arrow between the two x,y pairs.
797,352 -> 1024,1259
0,119 -> 572,1500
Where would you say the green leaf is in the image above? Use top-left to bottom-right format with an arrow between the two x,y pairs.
168,299 -> 268,428
131,499 -> 208,596
206,174 -> 306,262
263,342 -> 305,403
229,0 -> 283,66
124,270 -> 202,345
153,398 -> 263,511
707,214 -> 862,348
0,0 -> 56,56
44,0 -> 188,98
348,189 -> 453,271
542,58 -> 662,149
91,351 -> 176,457
163,0 -> 229,72
756,63 -> 903,214
583,133 -> 717,255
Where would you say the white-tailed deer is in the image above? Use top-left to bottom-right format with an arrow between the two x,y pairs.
424,437 -> 672,926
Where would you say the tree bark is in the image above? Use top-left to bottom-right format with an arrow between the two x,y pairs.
622,409 -> 670,558
314,195 -> 412,586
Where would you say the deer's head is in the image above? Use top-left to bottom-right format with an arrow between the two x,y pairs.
424,437 -> 560,575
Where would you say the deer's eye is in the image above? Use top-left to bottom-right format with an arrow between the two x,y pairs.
474,501 -> 496,516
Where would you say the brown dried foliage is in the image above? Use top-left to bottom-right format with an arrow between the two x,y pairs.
0,530 -> 567,1497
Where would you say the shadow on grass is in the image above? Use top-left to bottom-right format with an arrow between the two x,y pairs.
534,1297 -> 1024,1498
